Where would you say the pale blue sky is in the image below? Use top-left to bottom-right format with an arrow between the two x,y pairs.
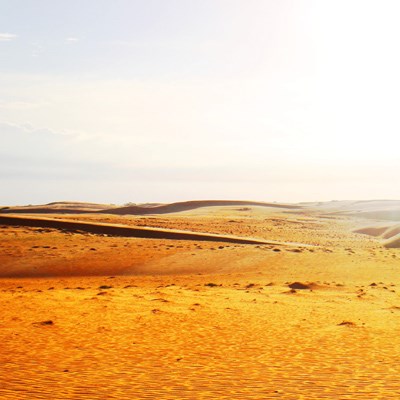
1,1 -> 400,205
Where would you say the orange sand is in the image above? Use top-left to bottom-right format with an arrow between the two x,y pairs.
1,201 -> 400,399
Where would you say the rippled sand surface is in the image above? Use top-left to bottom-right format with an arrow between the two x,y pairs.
2,277 -> 400,399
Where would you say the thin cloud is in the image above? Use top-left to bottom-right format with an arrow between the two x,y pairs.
0,33 -> 17,41
66,37 -> 79,43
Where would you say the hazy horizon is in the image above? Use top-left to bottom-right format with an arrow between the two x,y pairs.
4,197 -> 400,209
2,0 -> 400,205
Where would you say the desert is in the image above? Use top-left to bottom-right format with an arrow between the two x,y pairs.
3,1 -> 400,398
1,199 -> 400,399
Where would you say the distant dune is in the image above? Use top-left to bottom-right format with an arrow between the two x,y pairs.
0,200 -> 301,215
99,200 -> 302,215
4,199 -> 400,218
354,222 -> 400,248
349,210 -> 400,221
382,225 -> 400,239
383,233 -> 400,248
353,225 -> 396,238
0,201 -> 116,214
310,200 -> 400,221
303,199 -> 400,249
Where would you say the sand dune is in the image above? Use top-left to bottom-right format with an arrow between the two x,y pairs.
354,222 -> 400,248
383,233 -> 400,248
5,199 -> 400,219
322,200 -> 400,249
0,215 -> 302,246
353,224 -> 397,237
99,200 -> 302,215
382,224 -> 400,239
0,201 -> 116,214
349,209 -> 400,221
354,223 -> 400,238
310,200 -> 400,221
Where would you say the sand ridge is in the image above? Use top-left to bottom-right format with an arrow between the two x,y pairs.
99,200 -> 303,215
0,201 -> 117,214
354,223 -> 400,248
0,214 -> 311,247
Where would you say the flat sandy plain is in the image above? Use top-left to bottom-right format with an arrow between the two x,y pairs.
1,199 -> 400,399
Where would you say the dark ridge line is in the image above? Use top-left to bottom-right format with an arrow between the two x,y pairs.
99,200 -> 303,215
0,215 -> 288,246
0,208 -> 92,214
0,200 -> 302,215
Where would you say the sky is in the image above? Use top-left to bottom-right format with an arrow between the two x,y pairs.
1,0 -> 400,205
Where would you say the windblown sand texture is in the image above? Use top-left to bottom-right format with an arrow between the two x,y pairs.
1,200 -> 400,399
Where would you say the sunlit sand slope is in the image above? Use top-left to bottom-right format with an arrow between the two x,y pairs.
0,215 -> 301,246
1,273 -> 400,399
354,223 -> 400,248
384,234 -> 400,248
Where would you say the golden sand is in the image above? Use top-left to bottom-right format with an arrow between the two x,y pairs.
1,202 -> 400,398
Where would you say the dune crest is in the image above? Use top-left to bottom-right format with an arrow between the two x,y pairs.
0,201 -> 116,214
99,200 -> 302,215
383,233 -> 400,248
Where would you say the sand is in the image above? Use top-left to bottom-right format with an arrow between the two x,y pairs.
354,222 -> 400,248
1,200 -> 400,398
